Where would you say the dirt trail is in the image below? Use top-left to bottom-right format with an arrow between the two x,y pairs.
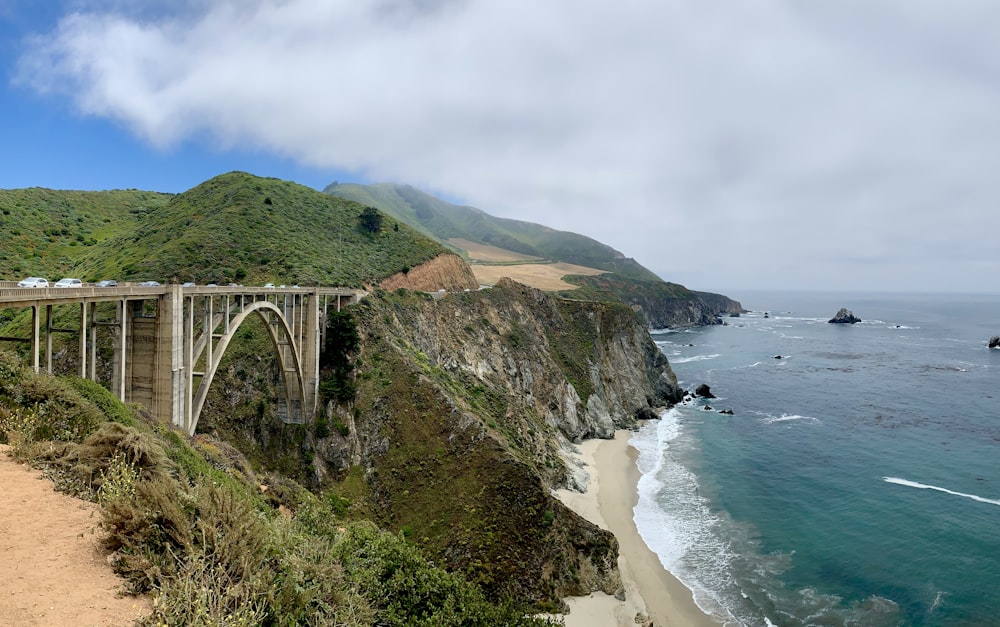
0,445 -> 150,626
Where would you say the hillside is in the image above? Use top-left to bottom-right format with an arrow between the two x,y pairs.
70,172 -> 446,287
326,182 -> 743,326
0,170 -> 706,619
0,188 -> 171,281
325,182 -> 660,281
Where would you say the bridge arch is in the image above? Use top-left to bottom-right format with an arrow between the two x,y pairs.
188,300 -> 306,435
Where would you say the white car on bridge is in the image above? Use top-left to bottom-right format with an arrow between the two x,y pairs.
54,278 -> 83,288
17,277 -> 48,288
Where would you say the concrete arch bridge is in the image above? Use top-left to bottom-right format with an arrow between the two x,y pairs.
0,284 -> 364,435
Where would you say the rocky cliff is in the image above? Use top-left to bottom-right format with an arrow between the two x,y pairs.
378,252 -> 479,292
565,274 -> 745,328
313,278 -> 683,607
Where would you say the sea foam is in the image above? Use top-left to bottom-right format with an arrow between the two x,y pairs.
883,477 -> 1000,507
631,409 -> 744,624
672,354 -> 721,364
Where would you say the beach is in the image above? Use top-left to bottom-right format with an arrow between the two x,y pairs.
556,429 -> 720,627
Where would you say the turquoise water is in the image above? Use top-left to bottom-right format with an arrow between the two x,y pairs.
633,292 -> 1000,626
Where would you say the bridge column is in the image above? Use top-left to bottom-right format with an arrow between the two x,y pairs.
45,305 -> 53,373
88,302 -> 98,381
151,286 -> 187,431
112,300 -> 127,401
301,292 -> 321,415
30,305 -> 40,373
78,302 -> 87,379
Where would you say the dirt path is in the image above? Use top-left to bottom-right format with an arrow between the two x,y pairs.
0,445 -> 150,626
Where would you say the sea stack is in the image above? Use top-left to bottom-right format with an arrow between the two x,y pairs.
829,308 -> 861,324
694,383 -> 716,398
989,336 -> 1000,349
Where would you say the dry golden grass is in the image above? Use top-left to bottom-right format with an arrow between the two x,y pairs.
448,238 -> 543,263
470,262 -> 606,292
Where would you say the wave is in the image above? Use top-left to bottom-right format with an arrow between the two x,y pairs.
882,477 -> 1000,507
631,411 -> 744,623
759,413 -> 819,425
650,328 -> 680,335
672,354 -> 721,364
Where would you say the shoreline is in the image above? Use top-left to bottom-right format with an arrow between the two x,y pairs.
555,429 -> 720,627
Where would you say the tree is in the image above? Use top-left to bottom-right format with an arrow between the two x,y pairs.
357,206 -> 383,234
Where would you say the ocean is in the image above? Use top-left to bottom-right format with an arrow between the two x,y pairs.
634,291 -> 1000,626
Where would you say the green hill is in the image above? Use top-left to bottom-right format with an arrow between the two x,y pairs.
325,182 -> 661,281
0,188 -> 171,281
0,172 -> 446,287
325,182 -> 743,325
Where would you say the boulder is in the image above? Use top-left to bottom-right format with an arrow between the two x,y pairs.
989,336 -> 1000,349
829,308 -> 861,324
694,383 -> 715,398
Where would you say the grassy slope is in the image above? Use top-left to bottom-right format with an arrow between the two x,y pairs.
0,349 -> 553,625
0,188 -> 171,281
325,182 -> 744,325
326,182 -> 662,281
73,172 -> 445,286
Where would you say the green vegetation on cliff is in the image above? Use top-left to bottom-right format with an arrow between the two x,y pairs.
0,349 -> 555,625
340,287 -> 623,608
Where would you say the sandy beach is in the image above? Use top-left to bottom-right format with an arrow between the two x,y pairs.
555,430 -> 721,627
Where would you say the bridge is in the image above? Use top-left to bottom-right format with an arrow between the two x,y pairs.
0,284 -> 365,435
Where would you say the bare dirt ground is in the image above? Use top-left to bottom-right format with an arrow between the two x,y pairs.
0,445 -> 150,626
469,262 -> 607,291
447,238 -> 543,263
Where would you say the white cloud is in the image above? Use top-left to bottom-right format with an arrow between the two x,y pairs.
16,0 -> 1000,292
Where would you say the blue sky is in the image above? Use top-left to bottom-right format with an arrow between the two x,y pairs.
3,1 -> 999,294
0,3 -> 347,193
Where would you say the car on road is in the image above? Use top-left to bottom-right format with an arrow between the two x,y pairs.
95,280 -> 118,287
181,282 -> 196,287
136,280 -> 161,287
54,278 -> 83,288
263,283 -> 275,288
17,277 -> 49,288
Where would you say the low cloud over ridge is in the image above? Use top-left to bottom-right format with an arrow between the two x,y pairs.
16,0 -> 1000,292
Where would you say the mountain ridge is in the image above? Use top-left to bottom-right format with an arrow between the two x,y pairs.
326,181 -> 744,326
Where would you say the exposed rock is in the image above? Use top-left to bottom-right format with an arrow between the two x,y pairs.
563,275 -> 745,329
829,308 -> 862,324
694,383 -> 715,398
719,409 -> 734,415
323,278 -> 683,606
989,336 -> 1000,349
379,252 -> 479,292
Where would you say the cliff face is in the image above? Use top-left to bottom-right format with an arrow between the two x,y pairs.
378,252 -> 479,292
315,278 -> 683,607
365,278 -> 682,447
641,291 -> 745,328
563,274 -> 744,329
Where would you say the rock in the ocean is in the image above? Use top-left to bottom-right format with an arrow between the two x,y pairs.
694,383 -> 716,398
989,336 -> 1000,349
829,308 -> 861,324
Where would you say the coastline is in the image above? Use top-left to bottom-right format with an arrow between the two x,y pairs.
555,429 -> 720,627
